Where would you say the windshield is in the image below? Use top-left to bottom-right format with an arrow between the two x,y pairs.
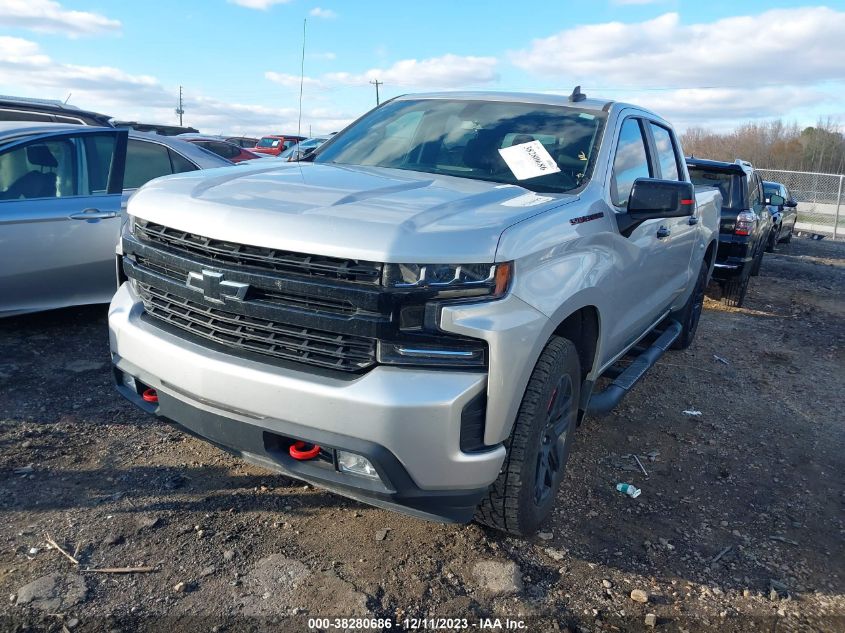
279,137 -> 327,159
763,182 -> 782,198
257,137 -> 281,148
314,99 -> 606,193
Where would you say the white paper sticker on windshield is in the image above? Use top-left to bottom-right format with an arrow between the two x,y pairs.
498,140 -> 561,181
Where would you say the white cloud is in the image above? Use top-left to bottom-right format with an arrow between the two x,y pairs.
265,71 -> 323,88
265,54 -> 499,95
309,51 -> 336,60
0,37 -> 352,136
510,7 -> 845,88
323,54 -> 499,89
228,0 -> 291,9
309,7 -> 337,19
0,0 -> 120,36
603,86 -> 829,129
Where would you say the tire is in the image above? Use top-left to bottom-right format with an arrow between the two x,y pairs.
765,226 -> 779,253
750,243 -> 764,276
721,270 -> 750,308
780,226 -> 793,244
670,258 -> 708,350
475,336 -> 580,536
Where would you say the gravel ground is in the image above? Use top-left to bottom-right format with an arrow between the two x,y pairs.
1,237 -> 843,633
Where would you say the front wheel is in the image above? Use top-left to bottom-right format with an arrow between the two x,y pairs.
765,226 -> 779,253
475,336 -> 580,536
750,244 -> 764,276
670,258 -> 708,350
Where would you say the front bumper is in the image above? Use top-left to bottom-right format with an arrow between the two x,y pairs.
108,283 -> 506,522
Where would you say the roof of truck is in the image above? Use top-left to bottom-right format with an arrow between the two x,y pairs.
393,91 -> 616,113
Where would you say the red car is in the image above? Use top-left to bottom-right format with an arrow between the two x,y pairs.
177,135 -> 264,163
252,135 -> 307,157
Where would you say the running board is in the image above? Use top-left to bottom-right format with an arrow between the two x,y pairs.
587,320 -> 682,415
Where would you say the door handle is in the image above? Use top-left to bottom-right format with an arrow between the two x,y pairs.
69,208 -> 118,220
656,226 -> 671,239
688,216 -> 699,225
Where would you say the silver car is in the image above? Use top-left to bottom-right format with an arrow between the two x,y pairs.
0,123 -> 232,316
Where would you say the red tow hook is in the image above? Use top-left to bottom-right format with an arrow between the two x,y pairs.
289,441 -> 321,460
142,388 -> 159,403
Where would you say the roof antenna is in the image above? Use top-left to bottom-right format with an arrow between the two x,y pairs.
569,85 -> 586,103
64,92 -> 72,104
297,18 -> 307,139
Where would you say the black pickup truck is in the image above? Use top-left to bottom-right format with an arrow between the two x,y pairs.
687,158 -> 773,307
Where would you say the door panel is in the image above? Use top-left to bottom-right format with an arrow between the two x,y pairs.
605,117 -> 677,354
646,122 -> 697,300
0,129 -> 127,315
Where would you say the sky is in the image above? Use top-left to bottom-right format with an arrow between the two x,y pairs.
0,0 -> 843,137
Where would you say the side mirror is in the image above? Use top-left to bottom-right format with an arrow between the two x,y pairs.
786,199 -> 798,208
768,194 -> 785,206
627,178 -> 695,220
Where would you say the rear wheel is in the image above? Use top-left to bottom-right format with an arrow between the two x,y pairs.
475,336 -> 580,536
721,269 -> 750,308
670,258 -> 708,350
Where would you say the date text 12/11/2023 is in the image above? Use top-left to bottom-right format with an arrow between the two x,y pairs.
307,617 -> 527,630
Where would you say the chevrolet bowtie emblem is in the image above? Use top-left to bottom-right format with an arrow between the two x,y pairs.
186,269 -> 249,304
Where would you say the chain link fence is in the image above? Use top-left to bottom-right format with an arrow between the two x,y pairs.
757,168 -> 845,240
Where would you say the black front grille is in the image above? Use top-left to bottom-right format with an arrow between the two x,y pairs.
134,254 -> 357,316
137,283 -> 376,372
135,219 -> 382,284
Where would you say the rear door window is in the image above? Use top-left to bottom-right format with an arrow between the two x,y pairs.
168,149 -> 198,174
648,123 -> 680,181
123,139 -> 173,189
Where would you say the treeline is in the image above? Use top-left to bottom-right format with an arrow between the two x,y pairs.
681,119 -> 845,175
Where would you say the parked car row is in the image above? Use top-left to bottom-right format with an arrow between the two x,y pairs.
687,157 -> 797,307
0,123 -> 231,316
0,88 -> 801,537
1,94 -> 325,164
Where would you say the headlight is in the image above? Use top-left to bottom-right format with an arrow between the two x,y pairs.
375,262 -> 511,369
384,262 -> 512,298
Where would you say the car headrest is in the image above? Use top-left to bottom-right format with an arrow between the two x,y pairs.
463,130 -> 504,170
511,134 -> 535,146
27,144 -> 58,168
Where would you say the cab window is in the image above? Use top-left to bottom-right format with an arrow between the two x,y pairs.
611,118 -> 652,207
124,139 -> 173,189
649,123 -> 680,180
0,138 -> 78,200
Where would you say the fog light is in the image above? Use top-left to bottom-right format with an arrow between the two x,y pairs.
121,372 -> 136,391
337,451 -> 379,479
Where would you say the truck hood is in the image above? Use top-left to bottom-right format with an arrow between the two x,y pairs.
128,162 -> 577,263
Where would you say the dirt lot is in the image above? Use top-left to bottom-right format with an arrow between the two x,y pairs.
1,237 -> 843,633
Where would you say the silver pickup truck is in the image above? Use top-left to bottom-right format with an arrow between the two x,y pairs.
109,90 -> 720,535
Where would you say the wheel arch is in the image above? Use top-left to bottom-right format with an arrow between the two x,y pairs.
552,305 -> 600,381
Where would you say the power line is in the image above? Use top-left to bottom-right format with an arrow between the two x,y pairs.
370,79 -> 383,105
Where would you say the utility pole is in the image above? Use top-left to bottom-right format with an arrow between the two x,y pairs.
370,79 -> 383,106
175,85 -> 185,126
